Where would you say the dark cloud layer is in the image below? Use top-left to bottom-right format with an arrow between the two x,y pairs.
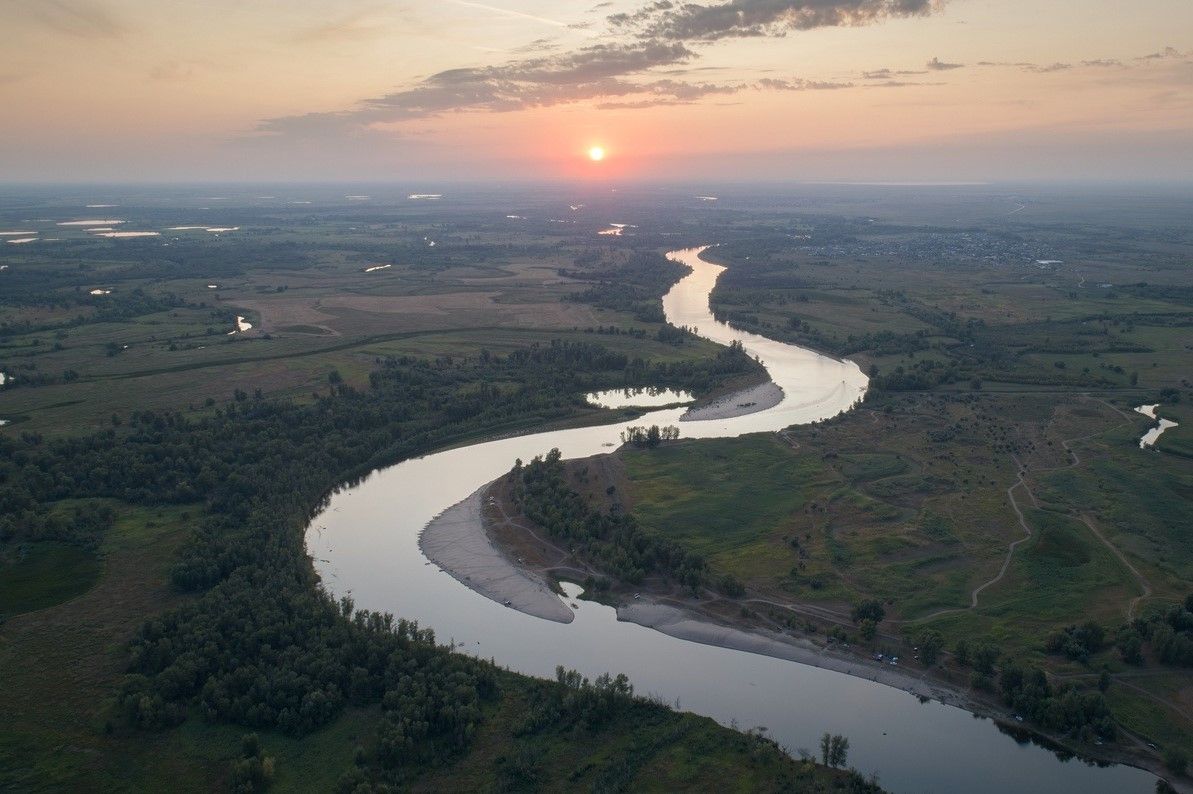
611,0 -> 942,41
260,42 -> 696,136
259,0 -> 950,138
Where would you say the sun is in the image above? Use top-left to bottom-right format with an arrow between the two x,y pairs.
587,146 -> 606,162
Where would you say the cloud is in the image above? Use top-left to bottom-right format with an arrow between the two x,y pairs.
257,0 -> 951,138
12,0 -> 124,38
1023,62 -> 1071,73
258,41 -> 697,136
925,57 -> 962,70
449,0 -> 572,29
1137,46 -> 1182,61
611,0 -> 944,42
974,48 -> 1189,75
596,74 -> 853,108
756,77 -> 853,90
861,68 -> 925,79
865,79 -> 942,88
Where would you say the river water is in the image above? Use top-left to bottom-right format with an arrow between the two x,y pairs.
306,247 -> 1154,793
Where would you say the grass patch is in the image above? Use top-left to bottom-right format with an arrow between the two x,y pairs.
0,542 -> 101,617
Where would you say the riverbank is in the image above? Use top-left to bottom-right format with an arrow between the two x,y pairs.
422,468 -> 1178,790
435,469 -> 972,707
418,488 -> 574,623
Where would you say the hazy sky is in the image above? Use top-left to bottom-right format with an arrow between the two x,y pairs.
2,0 -> 1191,182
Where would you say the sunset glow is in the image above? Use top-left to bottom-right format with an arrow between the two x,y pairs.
0,1 -> 1189,181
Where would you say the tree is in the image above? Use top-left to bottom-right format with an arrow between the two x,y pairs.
719,574 -> 745,598
1164,748 -> 1187,776
1117,632 -> 1143,665
830,735 -> 849,768
820,733 -> 849,768
972,644 -> 1000,675
916,630 -> 944,667
954,639 -> 971,667
851,599 -> 885,624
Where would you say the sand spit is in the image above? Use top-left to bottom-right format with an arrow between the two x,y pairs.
428,479 -> 964,707
618,600 -> 963,707
680,381 -> 784,422
420,489 -> 574,623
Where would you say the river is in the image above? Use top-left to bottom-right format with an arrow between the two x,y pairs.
306,246 -> 1155,793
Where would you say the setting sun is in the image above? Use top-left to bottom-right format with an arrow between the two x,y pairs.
587,146 -> 605,162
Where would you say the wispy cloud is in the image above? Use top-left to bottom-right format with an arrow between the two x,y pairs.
1137,46 -> 1183,61
862,68 -> 926,79
258,41 -> 697,136
1024,62 -> 1072,73
757,77 -> 853,90
975,47 -> 1189,74
449,0 -> 573,29
12,0 -> 124,39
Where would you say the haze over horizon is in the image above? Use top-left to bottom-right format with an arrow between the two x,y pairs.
3,0 -> 1192,183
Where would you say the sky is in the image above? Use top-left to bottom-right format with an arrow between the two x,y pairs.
2,0 -> 1191,183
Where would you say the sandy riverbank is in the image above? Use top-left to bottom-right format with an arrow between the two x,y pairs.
619,600 -> 966,707
680,381 -> 784,422
420,472 -> 1172,787
425,476 -> 962,706
418,488 -> 574,623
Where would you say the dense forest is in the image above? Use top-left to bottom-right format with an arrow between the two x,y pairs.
0,335 -> 819,790
509,450 -> 709,589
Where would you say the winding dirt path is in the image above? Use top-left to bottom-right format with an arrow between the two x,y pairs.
902,395 -> 1152,624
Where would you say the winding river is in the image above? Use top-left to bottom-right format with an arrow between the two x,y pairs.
306,247 -> 1155,793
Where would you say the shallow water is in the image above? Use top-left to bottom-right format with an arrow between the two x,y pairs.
307,247 -> 1154,793
1136,404 -> 1179,448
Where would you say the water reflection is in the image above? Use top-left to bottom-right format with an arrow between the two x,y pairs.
586,387 -> 694,409
306,247 -> 1153,793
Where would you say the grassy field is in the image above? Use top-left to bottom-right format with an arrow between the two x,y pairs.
0,541 -> 101,617
615,387 -> 1193,755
